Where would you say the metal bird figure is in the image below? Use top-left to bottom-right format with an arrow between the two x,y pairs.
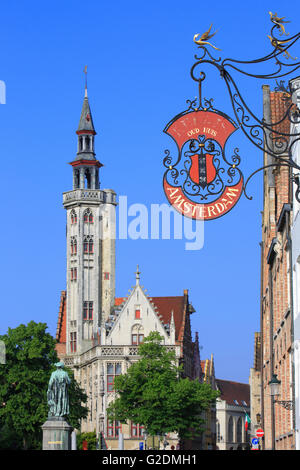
269,12 -> 290,36
267,35 -> 297,60
194,24 -> 220,50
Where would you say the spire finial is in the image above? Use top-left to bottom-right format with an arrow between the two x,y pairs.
135,265 -> 141,285
84,65 -> 88,97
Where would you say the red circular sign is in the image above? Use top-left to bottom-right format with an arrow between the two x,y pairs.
162,109 -> 244,221
256,428 -> 264,438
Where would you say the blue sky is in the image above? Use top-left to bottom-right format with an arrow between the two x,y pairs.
0,0 -> 299,383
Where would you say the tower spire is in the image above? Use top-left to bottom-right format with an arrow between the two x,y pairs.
70,79 -> 102,191
84,65 -> 88,98
135,265 -> 141,285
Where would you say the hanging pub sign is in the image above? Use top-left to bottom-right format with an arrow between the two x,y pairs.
162,16 -> 300,218
163,107 -> 243,220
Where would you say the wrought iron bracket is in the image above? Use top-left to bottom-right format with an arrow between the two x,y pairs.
190,15 -> 300,202
275,400 -> 294,410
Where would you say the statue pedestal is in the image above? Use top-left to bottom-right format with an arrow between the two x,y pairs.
42,417 -> 73,450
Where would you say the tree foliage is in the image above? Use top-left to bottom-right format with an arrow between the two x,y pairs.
107,331 -> 219,439
76,431 -> 97,450
0,321 -> 88,449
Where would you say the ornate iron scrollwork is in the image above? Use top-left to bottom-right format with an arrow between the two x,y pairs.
188,14 -> 300,202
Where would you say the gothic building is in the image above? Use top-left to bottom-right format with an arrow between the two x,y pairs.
55,87 -> 202,450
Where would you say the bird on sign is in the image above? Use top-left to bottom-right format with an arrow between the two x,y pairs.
193,24 -> 220,51
269,12 -> 290,36
267,35 -> 297,60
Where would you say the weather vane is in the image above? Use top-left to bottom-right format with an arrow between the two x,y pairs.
162,13 -> 300,220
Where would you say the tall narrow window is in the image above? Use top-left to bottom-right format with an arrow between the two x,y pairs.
107,363 -> 121,392
107,420 -> 121,438
71,210 -> 77,224
88,302 -> 93,320
228,416 -> 233,443
83,302 -> 88,320
131,423 -> 144,438
104,272 -> 110,280
74,239 -> 77,255
70,332 -> 77,353
237,417 -> 242,443
83,208 -> 93,224
83,236 -> 93,254
135,309 -> 141,319
83,301 -> 93,320
74,267 -> 77,281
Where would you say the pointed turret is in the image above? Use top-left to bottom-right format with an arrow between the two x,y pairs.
75,86 -> 97,161
70,83 -> 103,190
77,87 -> 96,136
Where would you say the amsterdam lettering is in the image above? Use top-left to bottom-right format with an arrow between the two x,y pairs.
163,109 -> 243,220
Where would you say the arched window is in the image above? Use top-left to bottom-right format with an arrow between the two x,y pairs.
237,417 -> 242,443
216,420 -> 221,442
83,236 -> 93,254
83,208 -> 93,224
228,416 -> 233,443
70,210 -> 77,224
131,324 -> 144,345
70,237 -> 77,255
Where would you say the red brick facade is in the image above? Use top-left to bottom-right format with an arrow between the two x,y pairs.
260,86 -> 295,450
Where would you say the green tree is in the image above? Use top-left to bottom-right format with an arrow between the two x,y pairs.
0,321 -> 88,449
77,431 -> 97,450
107,331 -> 219,440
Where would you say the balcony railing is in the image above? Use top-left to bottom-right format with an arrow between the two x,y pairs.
63,189 -> 116,205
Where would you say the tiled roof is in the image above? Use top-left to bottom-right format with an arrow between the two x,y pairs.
114,295 -> 186,341
56,291 -> 190,356
216,378 -> 250,407
151,296 -> 186,341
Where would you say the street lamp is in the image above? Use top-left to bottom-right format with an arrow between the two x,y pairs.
268,374 -> 293,410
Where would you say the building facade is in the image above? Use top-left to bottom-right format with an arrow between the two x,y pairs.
260,85 -> 295,450
55,88 -> 204,450
290,75 -> 300,450
215,379 -> 250,450
249,332 -> 262,442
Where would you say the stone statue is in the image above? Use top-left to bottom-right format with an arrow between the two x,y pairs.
47,362 -> 71,418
